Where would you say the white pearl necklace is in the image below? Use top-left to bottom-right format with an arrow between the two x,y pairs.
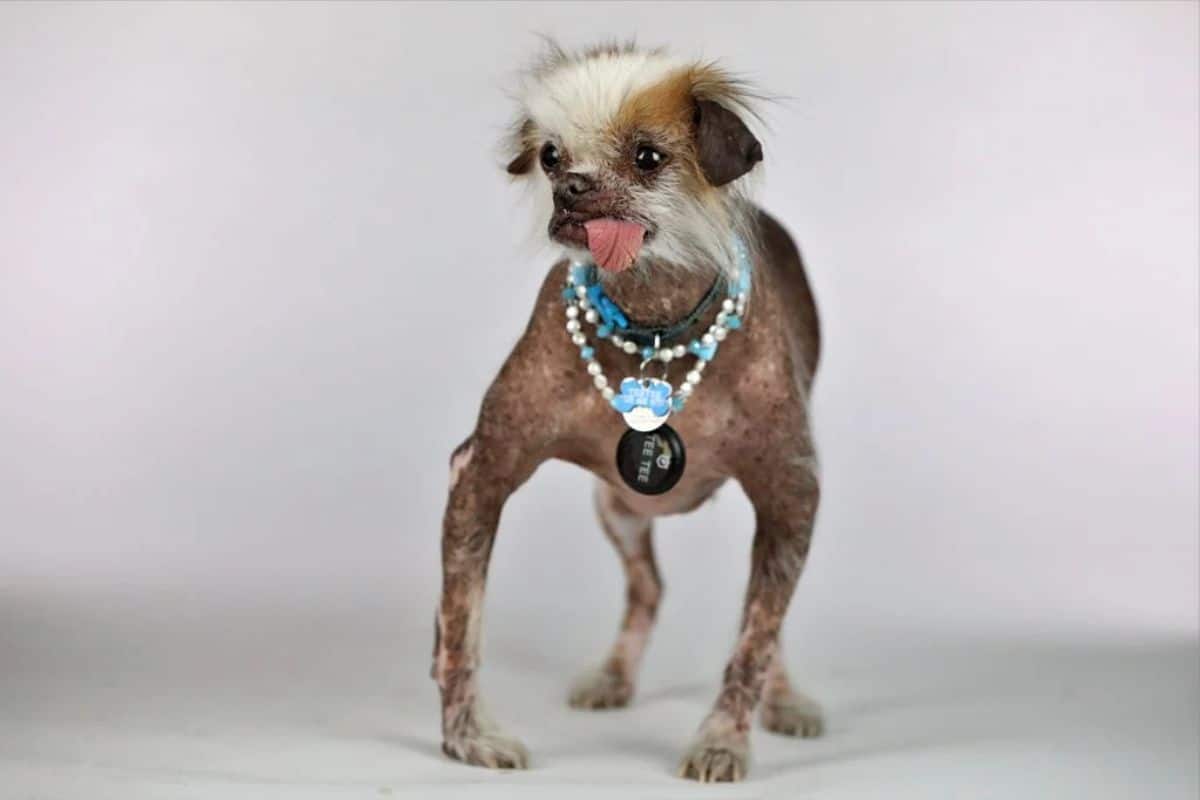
561,240 -> 751,418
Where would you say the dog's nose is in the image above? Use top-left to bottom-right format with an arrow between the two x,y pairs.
555,172 -> 596,207
563,172 -> 594,196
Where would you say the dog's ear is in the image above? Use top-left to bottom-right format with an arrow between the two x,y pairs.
506,147 -> 535,176
693,99 -> 762,187
505,118 -> 537,176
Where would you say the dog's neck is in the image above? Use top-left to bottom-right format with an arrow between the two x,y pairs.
598,260 -> 724,332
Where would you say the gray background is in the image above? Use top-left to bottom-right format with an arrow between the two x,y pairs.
2,2 -> 1197,798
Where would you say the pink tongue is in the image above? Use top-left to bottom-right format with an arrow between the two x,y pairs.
583,219 -> 646,272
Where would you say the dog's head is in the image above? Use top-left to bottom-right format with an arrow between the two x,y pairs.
504,43 -> 763,276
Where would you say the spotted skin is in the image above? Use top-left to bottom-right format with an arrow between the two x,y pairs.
432,209 -> 822,780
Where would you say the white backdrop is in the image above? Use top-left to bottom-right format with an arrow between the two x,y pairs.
1,3 -> 1196,798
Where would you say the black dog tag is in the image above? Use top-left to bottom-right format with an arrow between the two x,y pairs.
616,424 -> 686,495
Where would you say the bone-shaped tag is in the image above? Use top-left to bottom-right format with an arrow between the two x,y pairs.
611,377 -> 672,417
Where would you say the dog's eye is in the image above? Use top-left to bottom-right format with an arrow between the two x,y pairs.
540,143 -> 561,171
635,145 -> 665,172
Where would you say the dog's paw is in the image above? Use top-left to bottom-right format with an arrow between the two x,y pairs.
677,718 -> 749,782
760,690 -> 824,738
568,666 -> 633,710
678,742 -> 749,782
442,728 -> 529,770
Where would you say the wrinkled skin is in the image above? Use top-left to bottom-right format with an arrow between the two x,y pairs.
432,210 -> 823,781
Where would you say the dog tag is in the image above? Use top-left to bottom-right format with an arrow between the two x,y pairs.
616,424 -> 686,495
612,377 -> 672,432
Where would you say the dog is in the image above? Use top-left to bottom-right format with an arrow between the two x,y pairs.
432,42 -> 822,783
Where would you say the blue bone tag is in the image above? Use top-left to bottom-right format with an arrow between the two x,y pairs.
611,378 -> 672,416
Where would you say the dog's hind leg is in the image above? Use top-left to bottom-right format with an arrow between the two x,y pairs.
759,648 -> 824,737
568,481 -> 662,710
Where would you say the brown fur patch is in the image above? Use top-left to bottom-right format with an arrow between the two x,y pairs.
610,69 -> 694,142
606,68 -> 713,197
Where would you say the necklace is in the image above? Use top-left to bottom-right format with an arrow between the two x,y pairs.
560,238 -> 752,494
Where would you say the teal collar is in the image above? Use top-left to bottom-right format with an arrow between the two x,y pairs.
564,237 -> 753,347
572,264 -> 726,347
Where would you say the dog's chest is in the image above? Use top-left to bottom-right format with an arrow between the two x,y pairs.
530,259 -> 810,516
552,380 -> 745,515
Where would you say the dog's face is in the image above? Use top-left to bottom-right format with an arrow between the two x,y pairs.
505,46 -> 763,275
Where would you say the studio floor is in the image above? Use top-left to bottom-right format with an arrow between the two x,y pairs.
2,587 -> 1195,800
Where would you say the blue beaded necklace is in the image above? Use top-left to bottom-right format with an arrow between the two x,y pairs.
561,237 -> 752,434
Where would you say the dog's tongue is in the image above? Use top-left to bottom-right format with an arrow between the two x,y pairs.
584,219 -> 645,272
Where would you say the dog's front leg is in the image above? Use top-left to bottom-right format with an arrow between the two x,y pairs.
433,423 -> 545,770
678,450 -> 819,782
